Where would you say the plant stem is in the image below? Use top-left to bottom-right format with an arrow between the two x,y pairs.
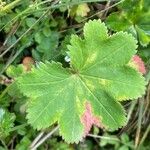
81,0 -> 124,22
30,126 -> 59,150
30,132 -> 44,148
88,133 -> 134,148
0,0 -> 21,15
138,124 -> 150,147
0,139 -> 8,150
127,100 -> 137,123
146,70 -> 150,82
0,83 -> 11,100
135,99 -> 144,148
87,133 -> 120,141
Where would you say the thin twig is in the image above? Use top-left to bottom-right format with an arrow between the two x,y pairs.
138,124 -> 150,147
0,139 -> 8,150
88,133 -> 134,149
3,21 -> 20,46
30,126 -> 59,150
81,0 -> 124,22
87,133 -> 120,141
0,0 -> 21,14
135,99 -> 144,148
126,100 -> 137,123
102,0 -> 111,19
30,132 -> 44,148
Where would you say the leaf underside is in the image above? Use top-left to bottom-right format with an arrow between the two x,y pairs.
17,20 -> 146,143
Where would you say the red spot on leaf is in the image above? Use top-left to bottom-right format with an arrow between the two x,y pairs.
132,55 -> 146,74
81,102 -> 104,137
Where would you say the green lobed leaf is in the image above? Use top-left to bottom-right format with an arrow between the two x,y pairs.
105,12 -> 132,32
0,108 -> 16,138
17,20 -> 146,143
105,0 -> 150,46
135,25 -> 150,47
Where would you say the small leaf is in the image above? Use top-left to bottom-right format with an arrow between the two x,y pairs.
135,25 -> 150,47
34,32 -> 42,44
26,17 -> 37,28
118,145 -> 129,150
76,3 -> 90,17
121,133 -> 129,143
6,65 -> 24,78
15,136 -> 31,150
0,108 -> 15,138
43,27 -> 51,37
106,12 -> 132,32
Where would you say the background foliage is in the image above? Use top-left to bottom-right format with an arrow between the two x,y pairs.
0,0 -> 150,149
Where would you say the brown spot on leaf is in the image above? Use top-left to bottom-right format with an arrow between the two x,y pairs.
22,56 -> 35,71
81,102 -> 104,137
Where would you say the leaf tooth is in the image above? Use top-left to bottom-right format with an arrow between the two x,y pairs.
111,31 -> 138,50
107,103 -> 127,131
130,74 -> 147,99
117,73 -> 146,101
59,123 -> 83,144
